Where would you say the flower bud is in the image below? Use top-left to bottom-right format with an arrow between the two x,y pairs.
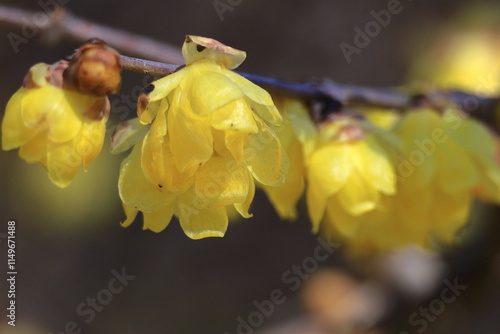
64,38 -> 122,96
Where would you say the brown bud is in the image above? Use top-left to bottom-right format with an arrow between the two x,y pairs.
64,39 -> 122,96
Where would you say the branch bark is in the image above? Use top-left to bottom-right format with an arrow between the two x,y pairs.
1,4 -> 499,126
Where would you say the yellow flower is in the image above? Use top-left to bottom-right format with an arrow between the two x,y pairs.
119,35 -> 289,238
325,108 -> 500,255
306,117 -> 402,247
2,40 -> 121,188
2,62 -> 109,188
260,97 -> 317,219
393,108 -> 500,244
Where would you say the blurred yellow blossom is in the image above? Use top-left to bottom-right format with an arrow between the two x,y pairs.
325,109 -> 500,254
306,117 -> 402,239
260,97 -> 317,219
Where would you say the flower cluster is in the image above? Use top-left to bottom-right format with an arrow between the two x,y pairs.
3,35 -> 500,255
117,36 -> 289,238
266,105 -> 500,254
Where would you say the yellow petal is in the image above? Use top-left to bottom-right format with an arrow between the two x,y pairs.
177,199 -> 228,239
352,135 -> 396,195
449,116 -> 495,156
45,140 -> 83,188
213,129 -> 231,157
306,182 -> 327,232
194,156 -> 249,208
22,87 -> 82,143
287,99 -> 317,159
211,99 -> 258,133
432,190 -> 471,227
139,97 -> 169,125
473,156 -> 500,202
143,202 -> 176,232
146,72 -> 184,103
337,169 -> 379,216
186,63 -> 245,115
244,119 -> 289,186
395,110 -> 437,188
225,130 -> 248,161
18,133 -> 48,164
224,70 -> 283,126
168,90 -> 213,172
78,119 -> 106,169
2,88 -> 38,149
121,204 -> 139,228
234,170 -> 255,218
435,138 -> 478,194
262,138 -> 304,219
307,143 -> 351,198
119,142 -> 175,212
325,197 -> 360,237
141,134 -> 194,194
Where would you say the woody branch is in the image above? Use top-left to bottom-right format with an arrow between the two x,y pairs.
1,4 -> 499,126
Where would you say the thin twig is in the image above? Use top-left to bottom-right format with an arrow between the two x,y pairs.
120,56 -> 500,124
1,4 -> 499,125
0,4 -> 184,64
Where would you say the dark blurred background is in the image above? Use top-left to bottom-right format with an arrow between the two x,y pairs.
1,1 -> 500,333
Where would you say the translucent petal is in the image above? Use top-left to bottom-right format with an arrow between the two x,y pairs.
194,155 -> 249,208
244,119 -> 289,186
287,99 -> 317,158
211,99 -> 258,133
224,70 -> 283,126
168,90 -> 213,172
225,130 -> 248,162
177,199 -> 228,239
234,170 -> 255,218
213,129 -> 231,157
2,88 -> 38,149
46,140 -> 83,188
21,87 -> 82,143
78,119 -> 106,169
119,142 -> 175,212
143,202 -> 176,232
186,63 -> 245,115
121,204 -> 139,228
141,135 -> 194,194
262,138 -> 304,219
147,72 -> 184,103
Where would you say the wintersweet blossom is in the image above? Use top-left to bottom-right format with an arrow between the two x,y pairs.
118,35 -> 289,238
2,41 -> 121,187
